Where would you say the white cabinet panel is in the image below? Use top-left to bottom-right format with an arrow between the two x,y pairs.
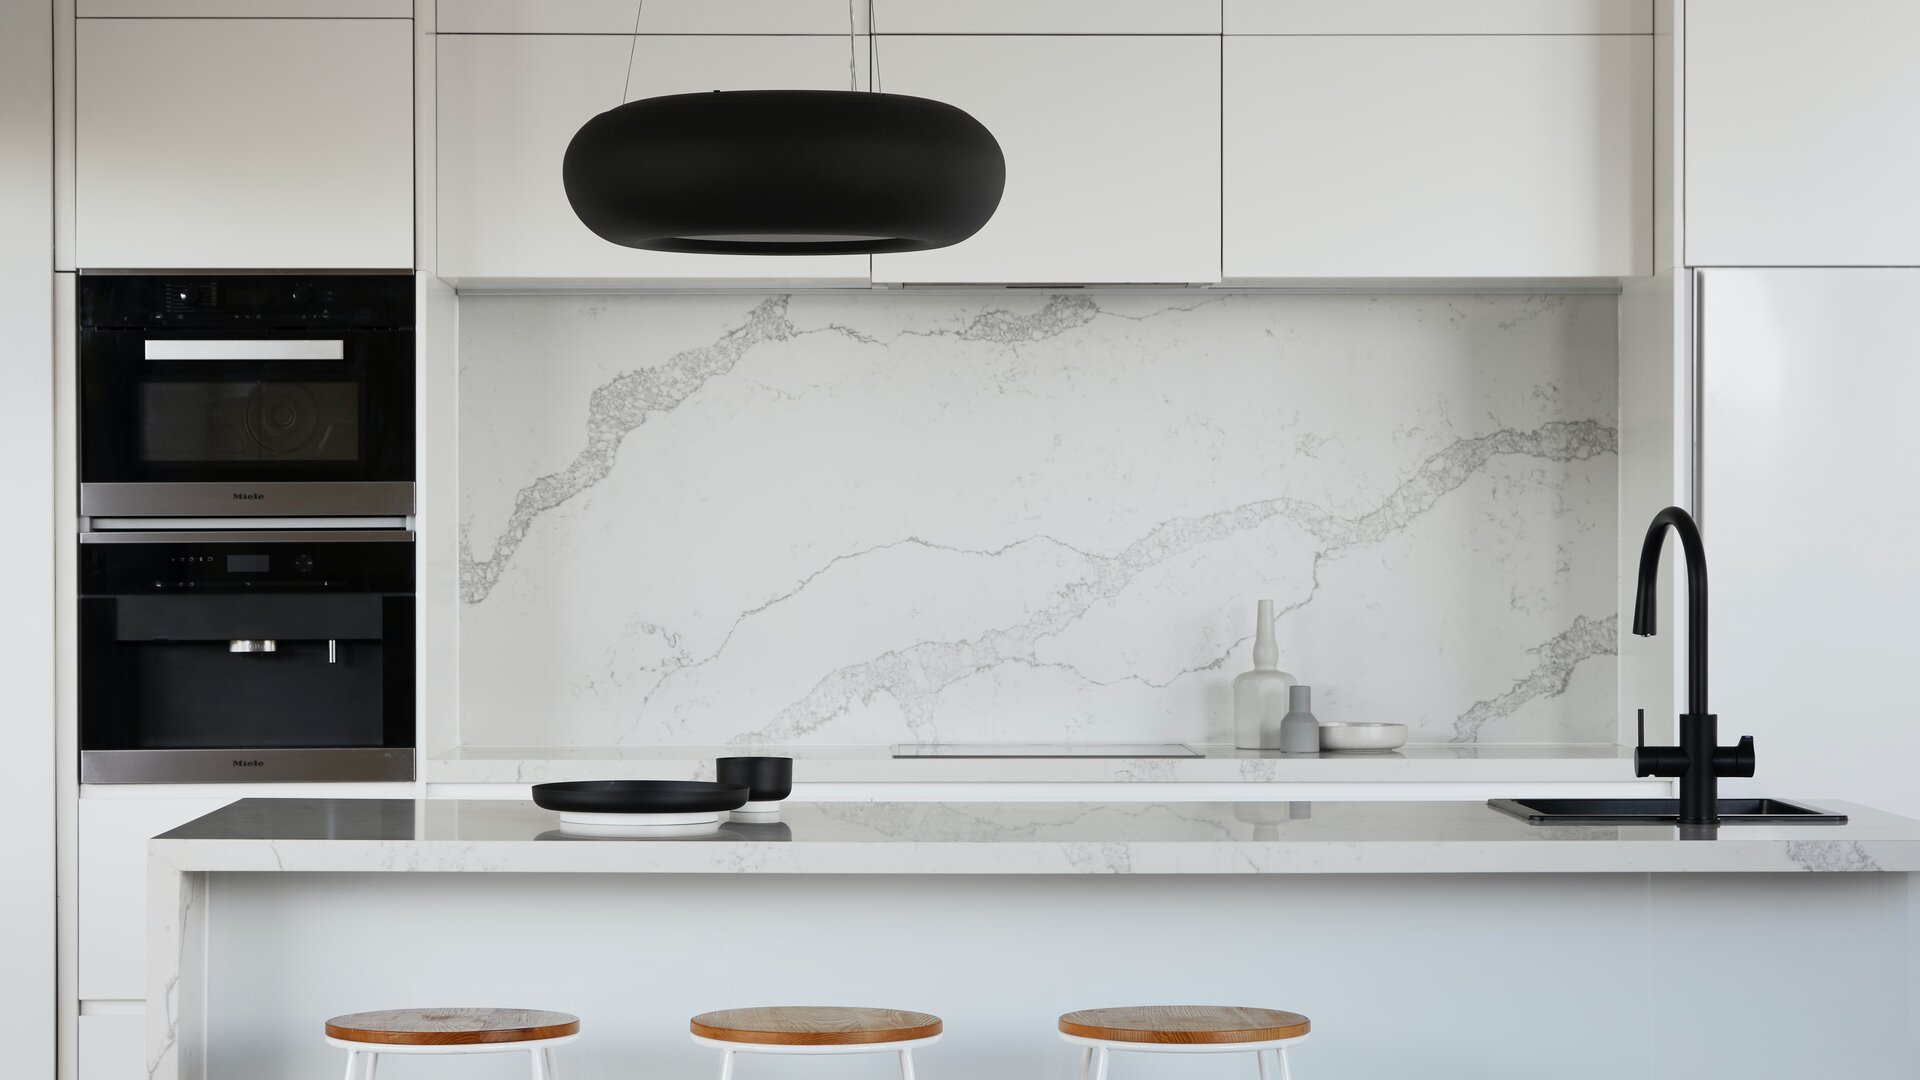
1223,35 -> 1650,279
80,0 -> 407,15
437,34 -> 870,285
1686,1 -> 1920,266
1225,0 -> 1648,34
439,0 -> 864,34
876,0 -> 1217,34
1701,269 -> 1920,820
439,0 -> 1217,34
75,19 -> 412,269
78,1014 -> 145,1080
873,36 -> 1220,285
78,797 -> 233,1001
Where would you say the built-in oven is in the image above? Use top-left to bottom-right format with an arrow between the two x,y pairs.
79,273 -> 414,519
78,531 -> 415,783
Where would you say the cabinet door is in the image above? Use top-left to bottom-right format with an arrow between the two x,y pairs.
437,34 -> 871,285
1225,0 -> 1647,34
438,0 -> 859,34
77,797 -> 233,1001
1686,1 -> 1920,266
75,19 -> 412,270
79,0 -> 407,14
1701,269 -> 1920,819
872,36 -> 1220,285
876,0 -> 1218,33
78,1015 -> 145,1080
1224,36 -> 1650,279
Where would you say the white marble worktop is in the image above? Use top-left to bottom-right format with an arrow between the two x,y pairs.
425,742 -> 1643,785
152,797 -> 1920,876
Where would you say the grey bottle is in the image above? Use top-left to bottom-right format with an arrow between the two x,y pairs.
1278,685 -> 1320,754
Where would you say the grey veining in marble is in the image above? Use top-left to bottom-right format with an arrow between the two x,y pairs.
458,292 -> 1618,749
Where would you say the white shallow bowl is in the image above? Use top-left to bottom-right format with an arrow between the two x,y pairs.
1317,722 -> 1409,752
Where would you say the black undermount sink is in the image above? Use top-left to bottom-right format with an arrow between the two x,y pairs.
1489,797 -> 1847,825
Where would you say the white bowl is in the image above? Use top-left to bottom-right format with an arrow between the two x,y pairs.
1317,722 -> 1408,752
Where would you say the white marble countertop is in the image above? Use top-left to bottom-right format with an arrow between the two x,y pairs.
151,797 -> 1920,875
425,742 -> 1643,785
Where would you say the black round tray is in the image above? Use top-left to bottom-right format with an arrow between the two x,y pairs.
531,780 -> 751,815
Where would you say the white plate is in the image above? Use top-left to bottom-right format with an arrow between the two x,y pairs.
558,809 -> 723,827
1317,722 -> 1408,752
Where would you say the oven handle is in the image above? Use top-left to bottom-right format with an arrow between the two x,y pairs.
142,339 -> 345,360
80,530 -> 413,544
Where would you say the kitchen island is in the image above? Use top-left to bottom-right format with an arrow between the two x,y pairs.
152,799 -> 1920,1080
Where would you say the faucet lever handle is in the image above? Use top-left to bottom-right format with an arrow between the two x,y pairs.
1636,708 -> 1645,749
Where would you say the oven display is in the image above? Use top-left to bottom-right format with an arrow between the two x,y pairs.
226,554 -> 270,574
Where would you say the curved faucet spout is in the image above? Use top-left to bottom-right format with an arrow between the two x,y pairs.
1632,506 -> 1709,720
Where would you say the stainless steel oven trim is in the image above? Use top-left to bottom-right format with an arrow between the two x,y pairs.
80,481 -> 415,518
81,748 -> 415,784
142,339 -> 346,360
80,530 -> 414,544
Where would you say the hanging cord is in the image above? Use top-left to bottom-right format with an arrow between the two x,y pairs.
867,0 -> 882,93
847,0 -> 857,91
620,0 -> 644,105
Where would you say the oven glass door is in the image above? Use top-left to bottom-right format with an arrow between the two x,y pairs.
80,332 -> 413,485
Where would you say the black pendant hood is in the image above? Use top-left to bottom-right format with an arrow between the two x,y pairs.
562,89 -> 1006,256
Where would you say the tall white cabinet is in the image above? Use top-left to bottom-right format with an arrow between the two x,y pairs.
1685,1 -> 1920,266
74,18 -> 413,269
1700,269 -> 1920,820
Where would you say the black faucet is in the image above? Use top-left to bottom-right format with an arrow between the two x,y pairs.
1630,505 -> 1755,826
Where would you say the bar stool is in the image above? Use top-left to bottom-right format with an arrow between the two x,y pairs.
690,1005 -> 942,1079
1058,1005 -> 1310,1079
324,1007 -> 581,1079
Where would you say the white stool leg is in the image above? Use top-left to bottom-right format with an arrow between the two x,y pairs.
363,1054 -> 379,1080
899,1047 -> 917,1080
342,1050 -> 372,1080
1092,1046 -> 1110,1080
1276,1047 -> 1293,1080
1257,1048 -> 1272,1080
528,1046 -> 548,1080
1078,1046 -> 1094,1080
717,1047 -> 735,1080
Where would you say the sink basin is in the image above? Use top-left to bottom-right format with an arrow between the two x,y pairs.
1489,797 -> 1848,825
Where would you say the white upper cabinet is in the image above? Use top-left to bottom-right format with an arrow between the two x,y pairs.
1225,0 -> 1648,34
439,0 -> 864,34
437,34 -> 871,285
79,0 -> 407,14
872,36 -> 1220,285
1223,35 -> 1651,280
439,0 -> 1217,34
1686,0 -> 1920,266
75,19 -> 412,269
876,0 -> 1218,34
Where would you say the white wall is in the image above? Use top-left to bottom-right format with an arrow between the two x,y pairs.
456,291 -> 1620,750
0,1 -> 57,1078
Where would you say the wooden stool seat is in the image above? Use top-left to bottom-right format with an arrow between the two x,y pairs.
325,1007 -> 581,1047
1059,1005 -> 1311,1044
691,1006 -> 943,1047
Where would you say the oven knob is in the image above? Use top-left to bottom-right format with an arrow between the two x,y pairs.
289,284 -> 314,306
293,554 -> 315,573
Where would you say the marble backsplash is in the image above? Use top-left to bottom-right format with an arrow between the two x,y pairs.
458,291 -> 1618,747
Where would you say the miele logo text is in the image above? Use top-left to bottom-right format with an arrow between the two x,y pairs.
232,759 -> 264,767
232,492 -> 264,500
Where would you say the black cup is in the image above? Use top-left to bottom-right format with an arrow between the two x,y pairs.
715,756 -> 793,803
